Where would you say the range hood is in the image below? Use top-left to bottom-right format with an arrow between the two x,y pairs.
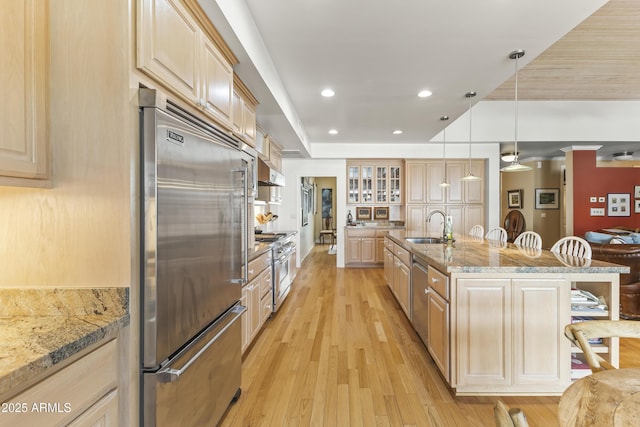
257,158 -> 285,186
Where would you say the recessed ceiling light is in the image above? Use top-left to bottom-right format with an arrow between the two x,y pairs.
321,89 -> 335,97
393,130 -> 402,135
418,90 -> 432,98
328,129 -> 338,135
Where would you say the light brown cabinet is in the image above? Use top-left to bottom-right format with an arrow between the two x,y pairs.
426,266 -> 450,382
345,228 -> 376,265
232,75 -> 258,147
241,251 -> 272,354
383,237 -> 411,319
0,339 -> 119,426
347,160 -> 403,205
0,0 -> 49,185
137,0 -> 234,129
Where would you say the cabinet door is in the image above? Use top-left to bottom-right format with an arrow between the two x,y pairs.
201,37 -> 233,128
345,237 -> 362,264
242,102 -> 257,146
445,162 -> 465,203
512,279 -> 570,387
67,389 -> 118,427
376,237 -> 386,264
383,246 -> 393,285
249,282 -> 261,341
406,205 -> 426,235
397,261 -> 411,319
464,160 -> 485,203
232,90 -> 243,133
0,0 -> 48,181
389,165 -> 402,204
427,289 -> 449,382
260,291 -> 272,324
137,0 -> 201,104
348,165 -> 360,203
406,162 -> 426,204
456,278 -> 512,386
426,162 -> 445,204
375,165 -> 388,203
361,166 -> 374,203
464,205 -> 484,236
361,238 -> 376,263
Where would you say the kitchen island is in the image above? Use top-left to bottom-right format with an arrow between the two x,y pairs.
385,231 -> 629,396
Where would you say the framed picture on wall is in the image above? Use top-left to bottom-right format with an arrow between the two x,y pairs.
374,206 -> 389,219
635,199 -> 640,214
607,193 -> 631,217
507,189 -> 523,209
535,188 -> 559,210
635,185 -> 640,199
356,207 -> 372,220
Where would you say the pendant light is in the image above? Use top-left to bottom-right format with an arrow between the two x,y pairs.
461,91 -> 481,181
439,115 -> 450,187
501,49 -> 532,172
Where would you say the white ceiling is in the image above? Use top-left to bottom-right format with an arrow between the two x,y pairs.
201,0 -> 640,162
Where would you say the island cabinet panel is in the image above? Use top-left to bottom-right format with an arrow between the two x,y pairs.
0,0 -> 49,184
456,278 -> 512,387
427,288 -> 449,381
512,279 -> 571,386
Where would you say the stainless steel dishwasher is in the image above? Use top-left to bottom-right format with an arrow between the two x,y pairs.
411,258 -> 429,345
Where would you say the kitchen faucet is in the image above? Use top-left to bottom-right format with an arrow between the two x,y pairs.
426,209 -> 448,241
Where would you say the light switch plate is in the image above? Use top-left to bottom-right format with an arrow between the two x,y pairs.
591,207 -> 605,216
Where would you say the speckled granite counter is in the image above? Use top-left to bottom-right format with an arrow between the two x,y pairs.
387,231 -> 630,275
0,288 -> 129,398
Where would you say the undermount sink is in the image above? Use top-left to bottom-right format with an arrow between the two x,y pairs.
405,237 -> 446,244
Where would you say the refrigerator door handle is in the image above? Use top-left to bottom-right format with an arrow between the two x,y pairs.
157,305 -> 246,383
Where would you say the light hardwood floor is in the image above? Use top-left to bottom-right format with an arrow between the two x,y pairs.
221,245 -> 640,426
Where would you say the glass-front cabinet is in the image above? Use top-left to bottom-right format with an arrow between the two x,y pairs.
347,160 -> 403,205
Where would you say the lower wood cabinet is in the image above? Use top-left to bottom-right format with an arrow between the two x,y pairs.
0,339 -> 118,426
427,288 -> 449,382
345,228 -> 376,265
241,251 -> 273,354
383,237 -> 411,319
455,277 -> 569,393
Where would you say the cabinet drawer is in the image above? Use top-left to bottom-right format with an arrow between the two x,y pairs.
0,339 -> 118,427
428,265 -> 449,300
347,228 -> 375,238
247,251 -> 271,282
260,290 -> 273,323
394,245 -> 411,266
260,268 -> 272,296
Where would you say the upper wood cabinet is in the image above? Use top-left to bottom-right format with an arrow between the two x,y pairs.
232,75 -> 258,147
0,0 -> 49,185
347,160 -> 403,205
408,160 -> 483,205
137,0 -> 234,129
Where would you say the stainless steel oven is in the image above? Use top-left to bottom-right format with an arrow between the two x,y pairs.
272,233 -> 297,312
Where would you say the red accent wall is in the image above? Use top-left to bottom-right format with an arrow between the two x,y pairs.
573,150 -> 640,236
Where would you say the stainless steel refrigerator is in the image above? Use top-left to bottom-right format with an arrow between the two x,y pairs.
139,89 -> 247,426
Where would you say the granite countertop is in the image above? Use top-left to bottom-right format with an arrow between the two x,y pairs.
387,231 -> 630,275
0,288 -> 129,398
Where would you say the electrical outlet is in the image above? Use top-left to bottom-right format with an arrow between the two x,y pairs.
590,196 -> 597,202
598,197 -> 605,203
591,207 -> 605,216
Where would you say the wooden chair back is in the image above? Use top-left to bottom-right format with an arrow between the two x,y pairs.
494,399 -> 529,427
469,224 -> 484,238
550,236 -> 592,259
564,320 -> 640,372
513,231 -> 542,249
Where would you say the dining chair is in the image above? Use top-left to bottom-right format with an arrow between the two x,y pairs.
494,399 -> 529,427
485,227 -> 508,242
564,320 -> 640,373
550,236 -> 592,259
469,224 -> 484,238
513,231 -> 542,249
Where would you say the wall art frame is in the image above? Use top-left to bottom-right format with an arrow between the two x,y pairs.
507,189 -> 523,209
607,193 -> 630,217
535,188 -> 559,210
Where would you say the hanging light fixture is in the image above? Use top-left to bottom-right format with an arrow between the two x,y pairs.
461,91 -> 481,181
439,115 -> 450,187
501,49 -> 532,172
